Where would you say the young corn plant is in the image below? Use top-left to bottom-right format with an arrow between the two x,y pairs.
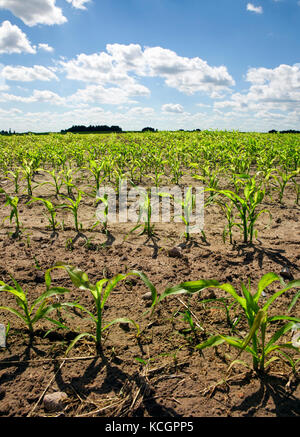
159,187 -> 199,241
215,199 -> 238,244
169,156 -> 183,185
270,168 -> 300,204
180,187 -> 198,241
292,178 -> 300,205
158,273 -> 300,372
193,166 -> 220,204
0,273 -> 70,338
86,159 -> 105,195
20,159 -> 35,197
127,185 -> 156,238
0,187 -> 22,237
207,174 -> 271,244
58,190 -> 83,233
26,197 -> 60,233
94,193 -> 109,234
62,167 -> 76,198
47,263 -> 157,354
174,305 -> 204,346
4,167 -> 21,194
42,168 -> 64,198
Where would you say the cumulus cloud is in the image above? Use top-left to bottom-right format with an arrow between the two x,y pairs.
38,43 -> 54,53
68,83 -> 150,105
2,65 -> 58,82
0,0 -> 67,26
246,3 -> 263,14
65,0 -> 91,10
1,89 -> 66,105
60,43 -> 235,98
214,64 -> 300,114
142,46 -> 235,96
0,20 -> 36,54
161,103 -> 184,113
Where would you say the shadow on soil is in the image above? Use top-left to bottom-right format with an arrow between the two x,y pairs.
229,373 -> 300,416
52,351 -> 182,417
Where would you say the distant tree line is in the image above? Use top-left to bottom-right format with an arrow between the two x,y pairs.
0,129 -> 15,135
268,129 -> 300,134
61,125 -> 123,133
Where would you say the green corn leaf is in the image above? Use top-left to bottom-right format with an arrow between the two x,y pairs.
65,332 -> 96,355
0,305 -> 28,323
263,279 -> 300,311
241,309 -> 266,351
264,321 -> 297,355
195,334 -> 225,350
288,290 -> 300,312
131,270 -> 157,307
0,283 -> 26,303
254,272 -> 284,303
102,317 -> 140,337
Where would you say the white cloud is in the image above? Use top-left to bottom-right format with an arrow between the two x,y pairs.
38,43 -> 54,53
1,89 -> 66,105
66,0 -> 91,10
214,64 -> 300,114
246,3 -> 263,14
2,65 -> 58,82
68,83 -> 150,105
0,20 -> 36,54
0,0 -> 67,26
131,45 -> 235,96
60,44 -> 235,98
60,51 -> 130,85
161,103 -> 184,113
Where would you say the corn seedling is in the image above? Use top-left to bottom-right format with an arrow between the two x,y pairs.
270,168 -> 300,204
159,187 -> 198,241
5,168 -> 21,194
175,306 -> 204,346
62,167 -> 75,198
158,273 -> 300,372
207,175 -> 271,244
193,167 -> 220,204
47,263 -> 157,354
292,178 -> 300,205
26,197 -> 60,232
0,187 -> 22,237
0,273 -> 70,338
127,185 -> 156,238
215,199 -> 238,244
20,159 -> 35,197
86,159 -> 105,194
201,297 -> 241,333
42,168 -> 64,197
59,190 -> 83,232
95,192 -> 109,234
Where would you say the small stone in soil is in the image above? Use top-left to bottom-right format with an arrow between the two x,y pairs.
168,247 -> 183,258
43,391 -> 68,412
34,271 -> 44,283
280,266 -> 294,281
142,291 -> 152,300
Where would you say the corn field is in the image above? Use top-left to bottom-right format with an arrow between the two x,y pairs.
0,130 -> 299,417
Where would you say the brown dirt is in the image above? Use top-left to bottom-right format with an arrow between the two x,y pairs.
0,171 -> 299,418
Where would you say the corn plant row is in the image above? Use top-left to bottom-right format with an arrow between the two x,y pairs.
0,264 -> 299,374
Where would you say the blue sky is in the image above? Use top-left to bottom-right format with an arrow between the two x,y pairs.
0,0 -> 300,132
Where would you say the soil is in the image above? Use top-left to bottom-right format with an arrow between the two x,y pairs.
0,169 -> 299,418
